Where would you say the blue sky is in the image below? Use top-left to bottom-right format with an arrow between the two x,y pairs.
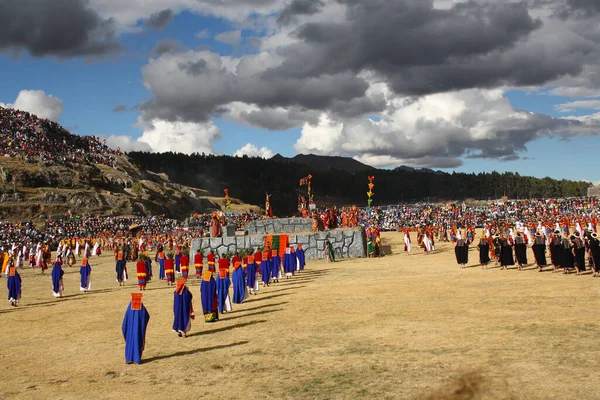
1,0 -> 599,183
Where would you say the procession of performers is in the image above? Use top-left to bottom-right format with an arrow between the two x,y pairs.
435,222 -> 600,275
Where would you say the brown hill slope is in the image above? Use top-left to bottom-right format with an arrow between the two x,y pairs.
0,106 -> 256,219
0,154 -> 258,220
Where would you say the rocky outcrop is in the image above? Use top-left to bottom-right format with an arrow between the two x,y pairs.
190,225 -> 366,260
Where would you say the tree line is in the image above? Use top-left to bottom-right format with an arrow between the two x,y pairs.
128,152 -> 592,216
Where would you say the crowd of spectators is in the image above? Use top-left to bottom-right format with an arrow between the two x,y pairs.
1,198 -> 599,251
358,197 -> 599,231
0,106 -> 120,167
187,210 -> 261,231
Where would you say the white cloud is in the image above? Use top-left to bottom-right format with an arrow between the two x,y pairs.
195,29 -> 210,39
106,118 -> 221,154
547,87 -> 600,98
294,86 -> 600,168
89,0 -> 286,32
104,134 -> 152,152
1,90 -> 63,122
233,143 -> 274,159
215,30 -> 242,45
137,118 -> 221,154
555,100 -> 600,113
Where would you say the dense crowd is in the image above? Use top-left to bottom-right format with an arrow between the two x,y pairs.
0,106 -> 119,167
357,197 -> 599,232
187,210 -> 260,231
0,211 -> 263,253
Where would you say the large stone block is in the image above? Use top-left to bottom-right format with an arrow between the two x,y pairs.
348,230 -> 367,258
309,235 -> 317,250
317,239 -> 326,251
250,235 -> 265,247
328,231 -> 344,244
235,237 -> 246,249
304,248 -> 318,260
223,236 -> 236,247
210,238 -> 223,248
296,234 -> 309,245
216,245 -> 228,255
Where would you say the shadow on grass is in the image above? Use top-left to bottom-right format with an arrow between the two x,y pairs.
235,301 -> 289,313
244,293 -> 292,303
265,285 -> 306,293
143,340 -> 249,363
187,319 -> 266,337
222,308 -> 282,321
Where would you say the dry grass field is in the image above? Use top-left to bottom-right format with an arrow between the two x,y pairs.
2,232 -> 600,399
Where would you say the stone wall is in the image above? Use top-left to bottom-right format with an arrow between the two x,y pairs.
245,218 -> 313,235
190,226 -> 366,261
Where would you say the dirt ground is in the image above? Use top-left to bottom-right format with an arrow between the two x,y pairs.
2,232 -> 600,399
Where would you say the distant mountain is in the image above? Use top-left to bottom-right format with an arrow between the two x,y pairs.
270,153 -> 375,173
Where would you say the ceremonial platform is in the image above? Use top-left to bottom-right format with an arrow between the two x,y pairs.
190,218 -> 367,260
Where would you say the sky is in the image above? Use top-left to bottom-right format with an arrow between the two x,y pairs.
1,0 -> 600,183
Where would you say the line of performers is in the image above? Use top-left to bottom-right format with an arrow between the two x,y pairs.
5,243 -> 307,364
121,245 -> 306,364
3,253 -> 93,306
455,229 -> 600,275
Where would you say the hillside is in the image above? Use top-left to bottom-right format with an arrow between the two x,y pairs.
0,106 -> 254,220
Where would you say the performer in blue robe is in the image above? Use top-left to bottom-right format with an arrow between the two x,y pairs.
231,255 -> 246,304
201,266 -> 218,322
145,256 -> 153,282
172,280 -> 194,337
175,248 -> 182,275
80,258 -> 92,292
51,259 -> 64,298
122,293 -> 150,364
246,255 -> 258,294
283,247 -> 296,278
157,251 -> 166,280
7,266 -> 21,306
271,250 -> 281,283
296,244 -> 306,271
260,252 -> 271,287
216,255 -> 232,314
116,251 -> 127,286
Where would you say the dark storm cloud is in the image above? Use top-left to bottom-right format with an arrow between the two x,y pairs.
555,0 -> 600,19
178,60 -> 209,76
145,9 -> 174,29
140,64 -> 371,124
149,39 -> 187,57
277,0 -> 325,25
268,0 -> 546,94
0,0 -> 122,58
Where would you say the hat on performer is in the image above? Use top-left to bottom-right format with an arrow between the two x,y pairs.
574,231 -> 580,237
535,232 -> 542,237
131,293 -> 143,310
592,233 -> 598,238
554,230 -> 561,235
175,279 -> 186,294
